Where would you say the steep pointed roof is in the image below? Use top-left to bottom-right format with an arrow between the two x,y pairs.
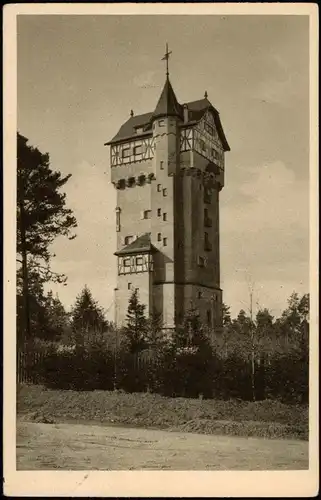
106,94 -> 230,151
114,233 -> 157,256
151,77 -> 183,121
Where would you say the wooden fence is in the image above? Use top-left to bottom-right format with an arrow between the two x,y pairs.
17,351 -> 46,384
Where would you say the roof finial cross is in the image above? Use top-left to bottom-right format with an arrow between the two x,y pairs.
162,42 -> 172,78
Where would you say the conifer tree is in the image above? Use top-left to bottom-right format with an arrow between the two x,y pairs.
71,285 -> 109,346
124,289 -> 148,354
17,133 -> 77,342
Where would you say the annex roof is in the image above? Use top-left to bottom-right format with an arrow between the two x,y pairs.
114,233 -> 158,256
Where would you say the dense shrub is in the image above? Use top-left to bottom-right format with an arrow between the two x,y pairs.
23,340 -> 308,405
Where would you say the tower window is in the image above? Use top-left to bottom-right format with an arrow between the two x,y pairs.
157,208 -> 161,216
205,123 -> 214,136
198,291 -> 202,299
158,120 -> 165,127
199,139 -> 206,152
143,210 -> 152,219
198,256 -> 205,267
204,232 -> 212,251
157,184 -> 162,192
122,147 -> 131,158
160,161 -> 164,170
133,145 -> 143,156
163,188 -> 167,197
163,213 -> 167,221
163,237 -> 168,246
157,233 -> 162,241
128,282 -> 132,290
116,207 -> 121,232
124,235 -> 133,245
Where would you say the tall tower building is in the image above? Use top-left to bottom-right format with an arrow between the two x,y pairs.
106,52 -> 230,330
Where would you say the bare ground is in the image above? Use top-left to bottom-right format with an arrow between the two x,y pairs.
16,421 -> 309,470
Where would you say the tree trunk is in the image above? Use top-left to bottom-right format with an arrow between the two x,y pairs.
18,197 -> 31,348
251,335 -> 256,402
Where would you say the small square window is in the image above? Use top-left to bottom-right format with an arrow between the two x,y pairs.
157,184 -> 162,192
124,235 -> 133,245
124,258 -> 131,267
136,256 -> 143,266
157,233 -> 162,241
163,237 -> 167,246
158,120 -> 165,127
163,188 -> 167,197
128,283 -> 132,290
160,161 -> 164,170
143,210 -> 151,219
163,213 -> 167,221
133,145 -> 143,155
157,208 -> 161,217
198,256 -> 205,267
122,147 -> 131,158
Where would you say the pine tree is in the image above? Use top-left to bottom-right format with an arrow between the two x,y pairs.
16,263 -> 48,345
17,133 -> 77,343
222,302 -> 232,327
45,292 -> 70,342
124,289 -> 148,354
71,285 -> 109,346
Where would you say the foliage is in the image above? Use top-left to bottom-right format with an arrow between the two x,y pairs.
19,291 -> 309,405
123,289 -> 148,354
17,133 -> 77,343
17,263 -> 69,344
71,285 -> 109,347
17,132 -> 77,268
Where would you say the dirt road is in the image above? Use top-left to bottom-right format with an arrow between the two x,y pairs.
17,421 -> 308,470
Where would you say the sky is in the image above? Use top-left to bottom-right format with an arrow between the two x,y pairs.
17,14 -> 310,320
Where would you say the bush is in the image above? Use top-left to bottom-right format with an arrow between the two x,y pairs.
20,335 -> 308,404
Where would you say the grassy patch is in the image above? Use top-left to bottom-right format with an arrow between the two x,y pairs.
17,384 -> 308,440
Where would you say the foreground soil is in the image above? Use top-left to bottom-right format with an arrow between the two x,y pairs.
16,421 -> 309,470
17,385 -> 308,441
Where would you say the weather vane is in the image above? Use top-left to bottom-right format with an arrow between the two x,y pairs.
162,43 -> 172,77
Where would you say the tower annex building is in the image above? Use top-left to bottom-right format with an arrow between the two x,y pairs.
106,48 -> 230,330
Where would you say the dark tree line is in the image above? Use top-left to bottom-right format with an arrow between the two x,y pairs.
17,133 -> 77,346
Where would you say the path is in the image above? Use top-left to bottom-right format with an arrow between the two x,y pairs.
17,421 -> 308,470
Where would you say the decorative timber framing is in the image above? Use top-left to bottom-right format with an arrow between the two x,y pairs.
110,136 -> 156,167
117,253 -> 153,275
180,110 -> 225,171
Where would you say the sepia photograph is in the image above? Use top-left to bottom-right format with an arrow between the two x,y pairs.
3,3 -> 318,497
